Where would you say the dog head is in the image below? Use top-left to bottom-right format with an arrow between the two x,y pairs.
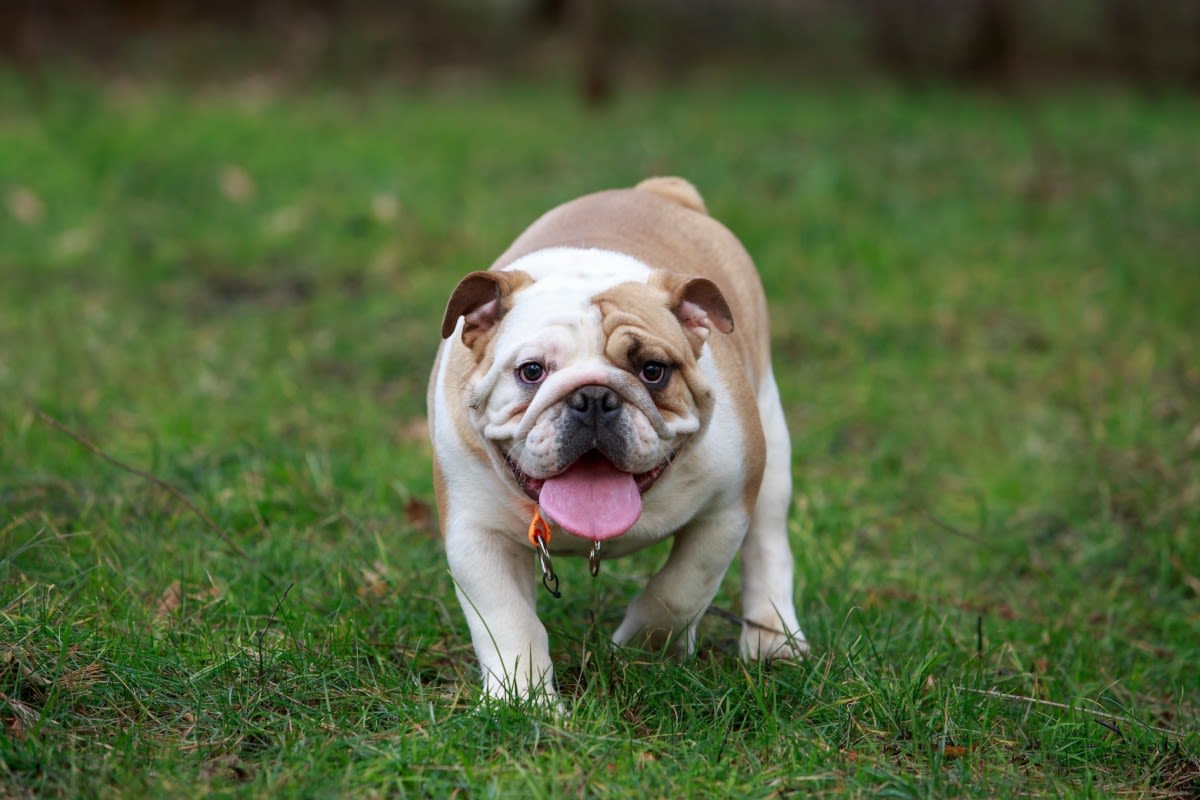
440,248 -> 733,541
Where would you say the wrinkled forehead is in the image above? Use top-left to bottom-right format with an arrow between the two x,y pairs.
495,247 -> 654,355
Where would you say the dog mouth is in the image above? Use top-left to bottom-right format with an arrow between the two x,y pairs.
503,449 -> 672,541
504,449 -> 671,501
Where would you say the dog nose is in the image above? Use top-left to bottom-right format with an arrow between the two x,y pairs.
566,385 -> 622,427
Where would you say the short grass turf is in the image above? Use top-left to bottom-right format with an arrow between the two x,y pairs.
1,75 -> 1198,798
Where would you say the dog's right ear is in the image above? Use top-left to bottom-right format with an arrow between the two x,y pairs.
441,270 -> 534,350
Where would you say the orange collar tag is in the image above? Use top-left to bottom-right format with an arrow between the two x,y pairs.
527,508 -> 560,598
527,507 -> 552,548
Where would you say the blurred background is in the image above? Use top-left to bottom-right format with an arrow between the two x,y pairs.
3,0 -> 1199,95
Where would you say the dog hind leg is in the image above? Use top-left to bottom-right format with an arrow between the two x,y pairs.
738,370 -> 808,660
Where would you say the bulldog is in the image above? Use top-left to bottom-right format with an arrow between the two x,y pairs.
428,177 -> 807,700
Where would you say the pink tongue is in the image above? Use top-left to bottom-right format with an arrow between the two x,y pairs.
539,456 -> 642,541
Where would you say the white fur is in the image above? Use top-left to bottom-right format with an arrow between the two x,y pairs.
500,246 -> 654,283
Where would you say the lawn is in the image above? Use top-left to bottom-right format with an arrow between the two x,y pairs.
1,72 -> 1198,797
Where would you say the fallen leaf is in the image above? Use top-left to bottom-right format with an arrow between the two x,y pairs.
266,206 -> 303,236
358,560 -> 390,600
55,225 -> 96,258
371,244 -> 401,276
1,692 -> 39,731
6,186 -> 43,224
396,417 -> 429,444
155,580 -> 183,620
404,497 -> 433,530
4,712 -> 25,740
218,165 -> 255,203
371,193 -> 399,222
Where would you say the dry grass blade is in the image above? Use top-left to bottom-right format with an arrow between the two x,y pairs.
958,686 -> 1181,738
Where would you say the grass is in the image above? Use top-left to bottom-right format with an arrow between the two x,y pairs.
2,71 -> 1198,797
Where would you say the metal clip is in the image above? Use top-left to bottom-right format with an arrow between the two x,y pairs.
588,540 -> 601,577
533,532 -> 561,598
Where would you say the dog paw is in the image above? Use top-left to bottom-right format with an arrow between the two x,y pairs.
739,624 -> 809,662
476,691 -> 567,719
613,624 -> 696,658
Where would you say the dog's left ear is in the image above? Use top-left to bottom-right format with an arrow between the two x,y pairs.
441,270 -> 534,352
660,275 -> 734,351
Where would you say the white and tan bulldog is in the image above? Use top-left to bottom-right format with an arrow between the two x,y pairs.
428,177 -> 807,700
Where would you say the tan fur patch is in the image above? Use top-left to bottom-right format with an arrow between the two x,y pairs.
431,454 -> 448,539
594,281 -> 715,426
438,343 -> 493,466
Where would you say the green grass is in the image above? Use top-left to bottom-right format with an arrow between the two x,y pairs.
2,73 -> 1198,797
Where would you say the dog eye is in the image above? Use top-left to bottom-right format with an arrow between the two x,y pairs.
638,361 -> 671,388
516,361 -> 547,385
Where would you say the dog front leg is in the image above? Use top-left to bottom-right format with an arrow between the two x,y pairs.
445,526 -> 556,701
612,506 -> 749,655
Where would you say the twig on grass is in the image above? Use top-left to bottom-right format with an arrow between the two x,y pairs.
924,510 -> 985,544
256,581 -> 295,682
32,406 -> 246,558
868,585 -> 1020,621
704,604 -> 785,634
957,686 -> 1180,738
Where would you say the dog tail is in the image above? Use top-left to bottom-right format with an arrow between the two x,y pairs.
635,176 -> 708,215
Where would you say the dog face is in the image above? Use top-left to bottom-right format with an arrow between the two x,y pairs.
440,247 -> 733,541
